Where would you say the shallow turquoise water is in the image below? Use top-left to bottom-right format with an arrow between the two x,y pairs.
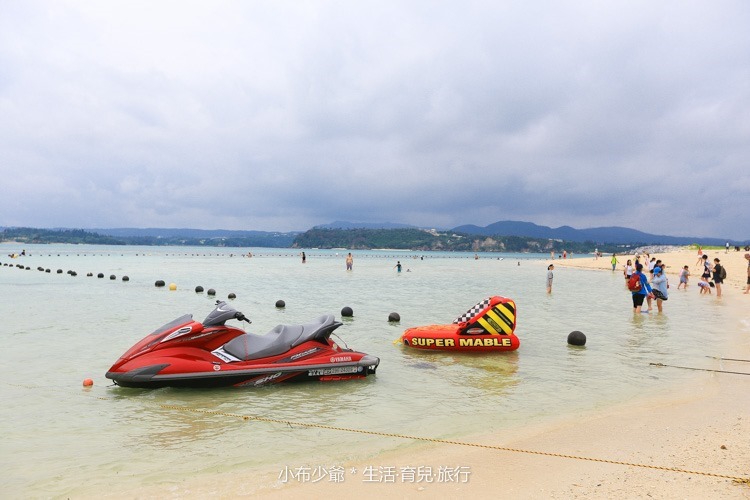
0,243 -> 739,496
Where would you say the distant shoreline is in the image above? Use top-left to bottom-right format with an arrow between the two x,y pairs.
8,226 -> 747,254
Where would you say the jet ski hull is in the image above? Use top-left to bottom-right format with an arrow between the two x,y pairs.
106,355 -> 380,388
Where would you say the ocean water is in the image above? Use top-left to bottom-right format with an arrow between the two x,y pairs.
0,243 -> 739,497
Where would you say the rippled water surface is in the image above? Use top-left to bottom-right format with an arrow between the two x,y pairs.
0,244 -> 737,497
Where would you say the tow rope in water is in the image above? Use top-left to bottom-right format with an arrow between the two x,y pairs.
706,356 -> 750,363
87,394 -> 748,484
6,369 -> 750,486
649,362 -> 750,376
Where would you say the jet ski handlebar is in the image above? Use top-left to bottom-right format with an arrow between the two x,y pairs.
203,301 -> 251,327
234,312 -> 251,324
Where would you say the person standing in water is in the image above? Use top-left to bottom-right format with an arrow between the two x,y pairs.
678,265 -> 690,289
346,252 -> 353,271
700,254 -> 711,280
631,263 -> 654,314
546,264 -> 554,294
623,259 -> 634,282
650,266 -> 669,313
394,261 -> 402,273
301,251 -> 306,264
712,258 -> 725,297
610,254 -> 618,271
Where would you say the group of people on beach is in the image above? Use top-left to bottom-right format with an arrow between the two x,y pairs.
692,250 -> 750,296
622,249 -> 732,314
692,250 -> 727,297
625,257 -> 669,314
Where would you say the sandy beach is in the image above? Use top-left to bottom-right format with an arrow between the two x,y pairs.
244,247 -> 750,499
553,246 -> 750,296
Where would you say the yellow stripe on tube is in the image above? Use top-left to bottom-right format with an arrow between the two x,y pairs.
485,309 -> 513,334
476,317 -> 499,335
495,303 -> 515,323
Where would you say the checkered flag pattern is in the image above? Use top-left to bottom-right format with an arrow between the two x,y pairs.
453,297 -> 492,324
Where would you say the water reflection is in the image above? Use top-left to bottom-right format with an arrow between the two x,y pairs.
399,348 -> 520,395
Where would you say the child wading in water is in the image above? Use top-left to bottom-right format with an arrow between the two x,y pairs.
546,264 -> 554,294
698,275 -> 711,294
678,265 -> 690,289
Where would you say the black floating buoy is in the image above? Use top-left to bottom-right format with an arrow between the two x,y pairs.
275,300 -> 285,308
195,286 -> 204,293
155,280 -> 165,287
122,276 -> 129,281
567,330 -> 587,346
57,269 -> 63,274
86,272 -> 93,277
228,293 -> 236,299
110,275 -> 116,280
388,312 -> 401,322
341,306 -> 353,317
207,288 -> 216,296
98,273 -> 104,278
70,271 -> 77,276
45,269 -> 50,273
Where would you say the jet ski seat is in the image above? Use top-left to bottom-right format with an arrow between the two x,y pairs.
223,314 -> 336,361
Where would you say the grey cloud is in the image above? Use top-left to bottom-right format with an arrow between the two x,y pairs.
0,1 -> 748,239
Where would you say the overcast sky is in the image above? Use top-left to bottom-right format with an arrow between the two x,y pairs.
1,1 -> 748,240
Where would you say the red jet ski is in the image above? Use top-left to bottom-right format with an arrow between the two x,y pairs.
106,301 -> 380,388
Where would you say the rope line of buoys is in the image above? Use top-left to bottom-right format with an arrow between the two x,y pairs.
1,259 -> 136,282
2,259 -> 403,321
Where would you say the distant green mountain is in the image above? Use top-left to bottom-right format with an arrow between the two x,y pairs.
313,221 -> 419,230
452,220 -> 747,246
0,227 -> 124,245
6,221 -> 742,251
292,227 -> 617,253
93,227 -> 299,247
1,227 -> 297,247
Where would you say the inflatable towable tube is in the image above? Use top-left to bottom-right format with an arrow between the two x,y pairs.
398,296 -> 519,352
